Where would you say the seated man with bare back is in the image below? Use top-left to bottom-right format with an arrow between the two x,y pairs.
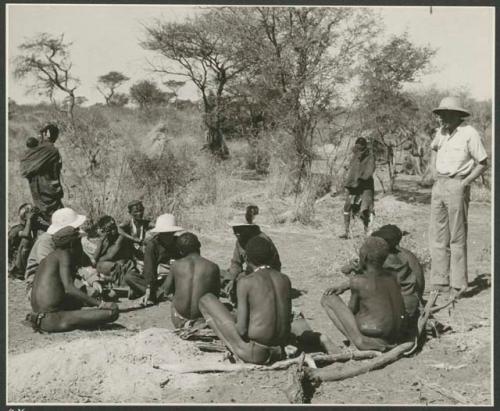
27,226 -> 119,333
321,237 -> 405,352
199,236 -> 291,364
164,232 -> 220,328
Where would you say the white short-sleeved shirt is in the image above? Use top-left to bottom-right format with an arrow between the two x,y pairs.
431,124 -> 488,177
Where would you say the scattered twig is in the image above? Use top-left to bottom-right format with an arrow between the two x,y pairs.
430,289 -> 466,314
421,381 -> 468,404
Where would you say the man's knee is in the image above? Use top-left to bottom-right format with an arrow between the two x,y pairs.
109,307 -> 119,322
321,293 -> 339,309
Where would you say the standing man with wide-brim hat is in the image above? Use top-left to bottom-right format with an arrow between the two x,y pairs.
429,96 -> 488,300
125,213 -> 183,306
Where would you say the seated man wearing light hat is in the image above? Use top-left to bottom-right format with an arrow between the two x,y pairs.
27,226 -> 119,333
24,207 -> 87,301
223,205 -> 281,303
429,96 -> 488,300
124,213 -> 183,306
200,235 -> 291,364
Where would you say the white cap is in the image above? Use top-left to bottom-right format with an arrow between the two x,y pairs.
47,207 -> 87,235
150,213 -> 183,233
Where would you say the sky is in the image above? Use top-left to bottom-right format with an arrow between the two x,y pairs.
6,5 -> 495,105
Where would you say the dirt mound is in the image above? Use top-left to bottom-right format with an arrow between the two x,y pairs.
8,328 -> 222,404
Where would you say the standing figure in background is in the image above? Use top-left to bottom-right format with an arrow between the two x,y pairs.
429,97 -> 488,300
340,137 -> 376,239
20,124 -> 64,224
8,203 -> 40,280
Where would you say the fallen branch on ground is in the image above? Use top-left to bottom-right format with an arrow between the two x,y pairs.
307,341 -> 415,382
283,354 -> 307,403
153,353 -> 317,374
310,350 -> 380,365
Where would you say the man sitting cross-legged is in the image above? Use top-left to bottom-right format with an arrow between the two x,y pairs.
93,215 -> 139,294
163,232 -> 220,328
321,237 -> 405,352
28,226 -> 119,333
199,236 -> 291,365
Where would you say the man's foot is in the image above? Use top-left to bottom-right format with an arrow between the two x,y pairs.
127,288 -> 142,300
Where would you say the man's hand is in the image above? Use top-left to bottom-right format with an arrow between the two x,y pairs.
324,283 -> 349,296
141,287 -> 155,307
98,301 -> 118,310
92,281 -> 103,295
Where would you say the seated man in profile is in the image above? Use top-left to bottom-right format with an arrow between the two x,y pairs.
28,226 -> 119,333
199,236 -> 291,365
164,232 -> 220,328
321,237 -> 405,352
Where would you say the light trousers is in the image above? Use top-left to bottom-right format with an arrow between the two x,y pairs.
429,177 -> 470,289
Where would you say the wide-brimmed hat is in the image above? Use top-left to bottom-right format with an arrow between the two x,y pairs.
432,96 -> 470,117
227,214 -> 258,228
47,207 -> 87,235
150,213 -> 183,233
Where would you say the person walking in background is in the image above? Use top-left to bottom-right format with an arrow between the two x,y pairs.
340,137 -> 376,239
429,97 -> 488,300
20,124 -> 64,224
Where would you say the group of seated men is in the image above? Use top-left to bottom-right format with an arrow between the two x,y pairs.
9,201 -> 425,364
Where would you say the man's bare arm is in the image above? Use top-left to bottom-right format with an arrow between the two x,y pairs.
163,264 -> 175,296
59,250 -> 100,307
117,223 -> 141,243
462,159 -> 488,186
348,280 -> 360,314
235,280 -> 249,337
97,236 -> 124,262
430,150 -> 437,180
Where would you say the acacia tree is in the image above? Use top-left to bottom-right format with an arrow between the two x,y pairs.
13,33 -> 80,120
212,7 -> 379,189
357,33 -> 435,191
129,80 -> 168,110
96,71 -> 130,106
141,12 -> 249,157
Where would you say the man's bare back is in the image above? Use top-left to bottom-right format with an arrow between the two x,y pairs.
237,268 -> 291,347
171,254 -> 220,320
31,249 -> 74,313
350,271 -> 404,341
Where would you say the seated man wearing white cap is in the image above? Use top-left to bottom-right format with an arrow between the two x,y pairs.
125,213 -> 183,306
27,226 -> 119,333
24,207 -> 87,300
223,205 -> 281,303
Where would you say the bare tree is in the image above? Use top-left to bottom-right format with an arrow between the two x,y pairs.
96,71 -> 130,105
357,33 -> 436,190
141,12 -> 248,157
13,33 -> 80,121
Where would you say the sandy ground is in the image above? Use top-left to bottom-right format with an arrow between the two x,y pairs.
7,179 -> 492,405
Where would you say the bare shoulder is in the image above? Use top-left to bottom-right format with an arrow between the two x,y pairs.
349,274 -> 367,290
